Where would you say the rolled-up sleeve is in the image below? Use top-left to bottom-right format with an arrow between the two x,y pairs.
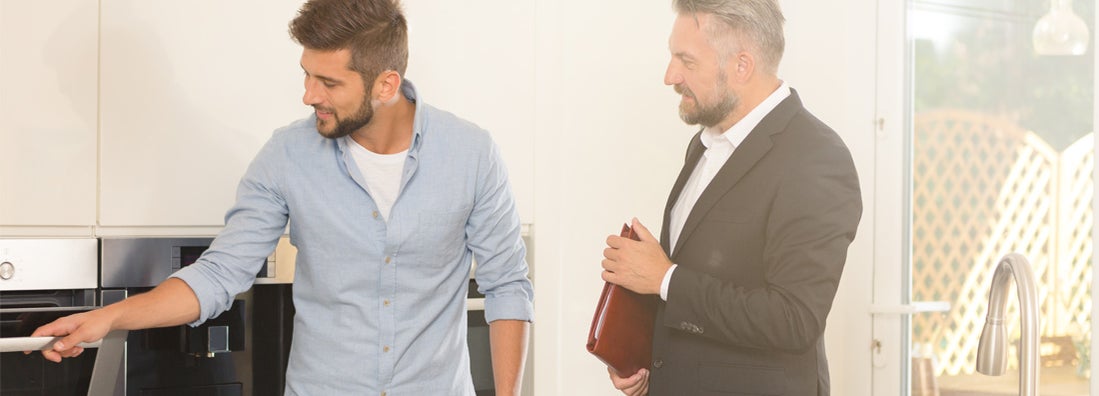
466,141 -> 534,323
170,131 -> 290,326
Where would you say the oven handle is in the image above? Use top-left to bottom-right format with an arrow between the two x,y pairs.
0,336 -> 103,353
0,330 -> 128,396
0,306 -> 108,353
0,306 -> 101,314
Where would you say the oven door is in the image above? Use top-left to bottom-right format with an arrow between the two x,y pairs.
1,305 -> 128,396
0,304 -> 100,395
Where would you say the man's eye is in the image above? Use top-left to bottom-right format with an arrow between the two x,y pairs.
323,82 -> 336,88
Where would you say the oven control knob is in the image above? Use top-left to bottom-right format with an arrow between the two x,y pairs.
0,261 -> 13,280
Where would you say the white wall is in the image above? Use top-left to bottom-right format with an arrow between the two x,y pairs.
532,1 -> 684,394
784,1 -> 877,394
531,0 -> 878,394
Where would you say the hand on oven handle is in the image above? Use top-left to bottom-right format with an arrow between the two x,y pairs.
0,336 -> 103,352
3,330 -> 129,396
25,306 -> 119,363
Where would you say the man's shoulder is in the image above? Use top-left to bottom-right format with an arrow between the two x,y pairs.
419,103 -> 493,147
249,115 -> 332,164
271,115 -> 322,142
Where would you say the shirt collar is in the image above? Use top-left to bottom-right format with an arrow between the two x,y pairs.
403,79 -> 424,156
700,80 -> 791,150
335,78 -> 424,156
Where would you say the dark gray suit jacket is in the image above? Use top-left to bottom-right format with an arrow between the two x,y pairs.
647,90 -> 862,396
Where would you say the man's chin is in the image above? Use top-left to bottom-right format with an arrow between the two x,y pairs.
314,121 -> 341,139
679,106 -> 698,125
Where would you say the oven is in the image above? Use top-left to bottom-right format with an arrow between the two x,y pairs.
0,238 -> 116,396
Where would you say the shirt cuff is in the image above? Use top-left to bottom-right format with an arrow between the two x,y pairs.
168,264 -> 230,327
483,292 -> 535,323
659,264 -> 678,301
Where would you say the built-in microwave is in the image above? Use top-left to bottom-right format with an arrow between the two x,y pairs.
99,237 -> 295,396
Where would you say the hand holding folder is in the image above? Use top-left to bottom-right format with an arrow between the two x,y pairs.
586,223 -> 657,377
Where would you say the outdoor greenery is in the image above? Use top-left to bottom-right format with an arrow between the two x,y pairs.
914,0 -> 1094,150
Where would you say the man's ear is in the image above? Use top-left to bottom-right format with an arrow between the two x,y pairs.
373,70 -> 403,103
732,51 -> 755,83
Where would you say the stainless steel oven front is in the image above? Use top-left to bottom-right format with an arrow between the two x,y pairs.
0,238 -> 115,396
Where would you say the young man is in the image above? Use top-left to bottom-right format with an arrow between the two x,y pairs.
601,0 -> 862,395
33,1 -> 533,395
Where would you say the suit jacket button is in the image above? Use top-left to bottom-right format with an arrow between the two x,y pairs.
653,359 -> 664,369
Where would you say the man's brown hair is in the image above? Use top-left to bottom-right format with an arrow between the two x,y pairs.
289,0 -> 409,83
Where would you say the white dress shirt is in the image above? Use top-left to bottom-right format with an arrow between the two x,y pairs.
660,82 -> 791,300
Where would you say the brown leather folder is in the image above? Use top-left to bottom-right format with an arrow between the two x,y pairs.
586,223 -> 657,377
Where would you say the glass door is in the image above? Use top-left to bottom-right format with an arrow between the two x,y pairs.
874,0 -> 1095,394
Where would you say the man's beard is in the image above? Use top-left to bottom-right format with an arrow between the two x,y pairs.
676,71 -> 738,128
315,89 -> 374,139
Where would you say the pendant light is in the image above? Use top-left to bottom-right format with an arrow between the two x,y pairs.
1032,0 -> 1090,56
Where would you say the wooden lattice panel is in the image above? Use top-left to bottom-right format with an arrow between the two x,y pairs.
912,110 -> 1066,376
1056,134 -> 1094,341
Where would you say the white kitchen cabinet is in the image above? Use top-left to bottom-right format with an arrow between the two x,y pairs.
97,0 -> 536,228
0,1 -> 98,230
98,0 -> 307,227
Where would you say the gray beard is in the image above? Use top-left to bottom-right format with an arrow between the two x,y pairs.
680,91 -> 737,128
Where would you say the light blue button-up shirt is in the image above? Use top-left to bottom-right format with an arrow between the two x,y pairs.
171,80 -> 534,395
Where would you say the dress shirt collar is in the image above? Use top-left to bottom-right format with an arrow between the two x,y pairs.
700,80 -> 791,150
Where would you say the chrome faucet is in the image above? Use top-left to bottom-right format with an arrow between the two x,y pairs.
976,253 -> 1040,396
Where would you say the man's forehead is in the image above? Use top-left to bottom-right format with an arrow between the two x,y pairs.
301,48 -> 357,74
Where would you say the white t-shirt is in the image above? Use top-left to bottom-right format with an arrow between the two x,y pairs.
346,137 -> 408,221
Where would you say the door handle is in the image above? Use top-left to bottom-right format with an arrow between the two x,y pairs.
868,302 -> 949,369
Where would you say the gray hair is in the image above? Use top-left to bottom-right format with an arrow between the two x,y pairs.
673,0 -> 785,74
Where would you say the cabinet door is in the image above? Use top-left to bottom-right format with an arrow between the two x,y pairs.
0,1 -> 98,228
99,0 -> 306,227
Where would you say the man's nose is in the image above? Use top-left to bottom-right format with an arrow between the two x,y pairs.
302,81 -> 322,106
664,64 -> 682,86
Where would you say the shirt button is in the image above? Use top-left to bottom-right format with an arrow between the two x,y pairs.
383,299 -> 390,306
385,256 -> 391,264
383,346 -> 390,353
372,211 -> 379,219
653,359 -> 664,369
381,392 -> 386,396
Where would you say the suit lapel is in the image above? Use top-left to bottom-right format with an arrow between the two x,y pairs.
661,130 -> 705,253
669,90 -> 805,258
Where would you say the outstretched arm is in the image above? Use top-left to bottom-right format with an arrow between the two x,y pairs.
30,277 -> 199,362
